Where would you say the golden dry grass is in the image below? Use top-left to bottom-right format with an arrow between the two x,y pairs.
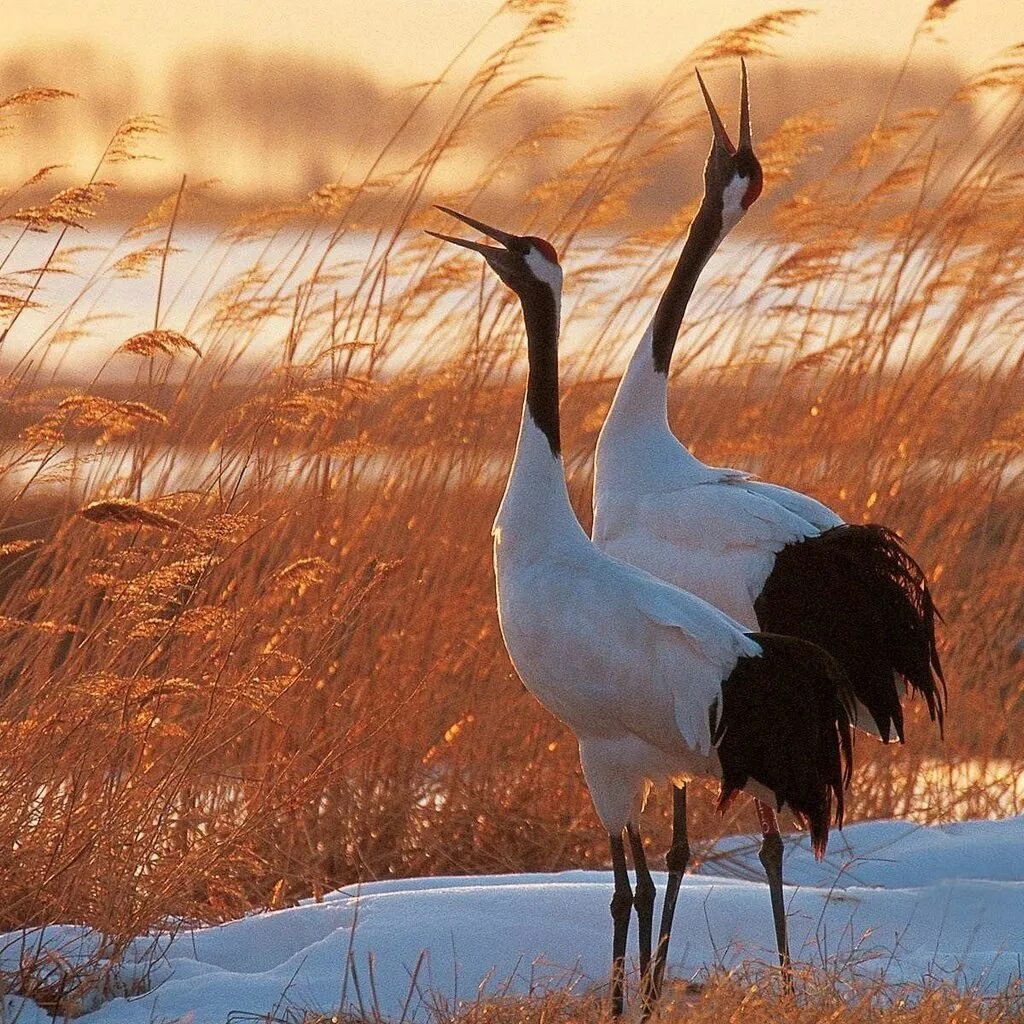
305,970 -> 1024,1024
456,977 -> 1024,1024
0,5 -> 1021,1003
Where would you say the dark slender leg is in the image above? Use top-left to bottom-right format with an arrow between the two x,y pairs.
755,800 -> 793,994
626,824 -> 656,1014
651,785 -> 690,1003
609,831 -> 634,1017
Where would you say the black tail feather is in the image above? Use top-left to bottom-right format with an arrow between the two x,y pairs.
713,634 -> 855,858
755,524 -> 945,744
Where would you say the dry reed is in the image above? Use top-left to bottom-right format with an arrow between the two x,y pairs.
0,5 -> 1020,1003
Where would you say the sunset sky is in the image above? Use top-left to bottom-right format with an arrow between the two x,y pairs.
10,1 -> 1023,98
5,0 -> 1020,204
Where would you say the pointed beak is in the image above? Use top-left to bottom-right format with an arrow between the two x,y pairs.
738,58 -> 752,151
695,68 -> 736,155
429,205 -> 523,256
424,229 -> 505,259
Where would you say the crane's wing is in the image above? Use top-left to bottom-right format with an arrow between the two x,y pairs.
733,478 -> 845,531
614,561 -> 762,754
499,552 -> 753,753
598,476 -> 821,557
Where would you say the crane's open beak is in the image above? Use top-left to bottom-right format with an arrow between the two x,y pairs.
695,60 -> 752,152
426,206 -> 522,258
696,61 -> 753,153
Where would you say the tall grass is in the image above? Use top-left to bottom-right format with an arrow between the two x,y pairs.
0,0 -> 1022,948
369,969 -> 1024,1024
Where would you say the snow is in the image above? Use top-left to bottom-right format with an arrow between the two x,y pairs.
4,816 -> 1024,1023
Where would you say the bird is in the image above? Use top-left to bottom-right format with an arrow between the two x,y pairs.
427,206 -> 855,1018
592,61 -> 946,992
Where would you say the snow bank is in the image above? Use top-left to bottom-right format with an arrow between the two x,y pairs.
4,816 -> 1024,1023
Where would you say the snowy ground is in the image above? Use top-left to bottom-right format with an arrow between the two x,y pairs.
4,816 -> 1024,1024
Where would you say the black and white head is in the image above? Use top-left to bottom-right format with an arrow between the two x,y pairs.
427,207 -> 562,306
695,60 -> 764,235
428,207 -> 564,455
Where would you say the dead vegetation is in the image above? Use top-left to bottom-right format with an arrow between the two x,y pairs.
292,968 -> 1024,1024
0,3 -> 1020,992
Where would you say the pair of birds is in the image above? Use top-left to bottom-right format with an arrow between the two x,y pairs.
428,61 -> 944,1019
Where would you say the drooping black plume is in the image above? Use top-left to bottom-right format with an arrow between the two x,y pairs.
712,633 -> 854,859
755,524 -> 945,744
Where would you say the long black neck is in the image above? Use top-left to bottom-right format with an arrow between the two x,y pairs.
650,198 -> 723,374
520,278 -> 561,456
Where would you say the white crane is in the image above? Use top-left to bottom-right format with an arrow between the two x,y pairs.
592,62 -> 946,992
428,207 -> 855,1018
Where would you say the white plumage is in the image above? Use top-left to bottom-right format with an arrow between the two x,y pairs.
587,61 -> 945,1007
592,63 -> 941,750
494,413 -> 762,831
427,200 -> 852,1019
594,327 -> 841,631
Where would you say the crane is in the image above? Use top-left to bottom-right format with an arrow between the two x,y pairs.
592,61 -> 945,995
427,207 -> 855,1017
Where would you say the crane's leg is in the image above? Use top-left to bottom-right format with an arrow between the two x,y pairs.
626,824 -> 656,1015
650,785 -> 689,1004
755,799 -> 793,994
609,830 -> 634,1017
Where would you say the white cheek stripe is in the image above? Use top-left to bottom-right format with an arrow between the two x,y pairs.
524,246 -> 564,318
525,246 -> 562,290
720,175 -> 749,237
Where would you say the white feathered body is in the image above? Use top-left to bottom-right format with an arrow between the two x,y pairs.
593,330 -> 843,628
493,411 -> 765,831
595,469 -> 844,630
590,328 -> 905,738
